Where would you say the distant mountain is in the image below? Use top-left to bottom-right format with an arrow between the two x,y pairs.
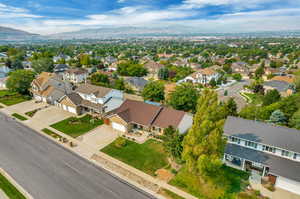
48,26 -> 200,39
0,26 -> 40,41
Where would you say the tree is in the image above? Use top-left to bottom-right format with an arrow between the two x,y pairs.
253,84 -> 264,95
289,110 -> 300,129
167,83 -> 199,112
117,61 -> 148,77
262,89 -> 281,106
269,110 -> 287,125
254,66 -> 264,78
80,54 -> 91,66
182,90 -> 226,178
11,59 -> 23,70
162,126 -> 184,160
225,98 -> 238,116
209,78 -> 217,87
158,67 -> 169,80
90,73 -> 110,86
141,81 -> 165,102
32,58 -> 54,73
6,70 -> 35,94
232,73 -> 242,81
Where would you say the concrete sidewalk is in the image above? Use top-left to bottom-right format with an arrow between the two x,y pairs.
0,190 -> 9,199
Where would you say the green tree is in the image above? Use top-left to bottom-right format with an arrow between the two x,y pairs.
209,78 -> 217,87
182,90 -> 226,178
167,83 -> 199,112
262,89 -> 281,106
141,81 -> 165,102
80,54 -> 91,66
254,66 -> 264,78
162,126 -> 184,160
90,73 -> 110,86
232,73 -> 242,81
158,67 -> 169,80
269,110 -> 287,125
117,61 -> 148,77
225,98 -> 238,116
6,70 -> 35,94
289,110 -> 300,129
32,58 -> 54,73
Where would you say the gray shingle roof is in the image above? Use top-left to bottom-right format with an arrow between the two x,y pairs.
225,143 -> 300,182
224,116 -> 300,153
263,80 -> 290,92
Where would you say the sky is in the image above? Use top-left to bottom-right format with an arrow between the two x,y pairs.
0,0 -> 300,35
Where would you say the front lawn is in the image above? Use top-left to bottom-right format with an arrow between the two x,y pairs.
42,128 -> 63,139
240,92 -> 263,105
50,115 -> 103,138
169,165 -> 249,199
0,173 -> 26,199
11,113 -> 28,121
101,138 -> 168,176
0,90 -> 31,106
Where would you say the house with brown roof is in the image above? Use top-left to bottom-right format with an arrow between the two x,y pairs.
179,67 -> 220,85
107,99 -> 193,134
144,61 -> 164,79
63,68 -> 88,84
30,72 -> 73,104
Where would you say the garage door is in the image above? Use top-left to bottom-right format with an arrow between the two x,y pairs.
276,176 -> 300,195
67,107 -> 77,114
112,122 -> 126,132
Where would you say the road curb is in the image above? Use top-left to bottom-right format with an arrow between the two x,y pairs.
0,168 -> 34,199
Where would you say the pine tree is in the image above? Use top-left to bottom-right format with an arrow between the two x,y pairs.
269,110 -> 287,125
182,89 -> 226,178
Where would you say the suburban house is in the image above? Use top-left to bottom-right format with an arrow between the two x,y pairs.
144,61 -> 164,79
180,67 -> 220,85
0,65 -> 10,78
63,68 -> 88,84
263,80 -> 294,97
231,62 -> 249,78
223,116 -> 300,195
107,99 -> 193,135
30,72 -> 73,104
53,64 -> 70,74
57,84 -> 124,115
53,54 -> 71,63
125,77 -> 148,92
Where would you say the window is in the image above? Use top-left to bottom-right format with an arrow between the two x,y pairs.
293,153 -> 298,160
245,141 -> 257,149
262,145 -> 276,153
229,136 -> 241,144
281,150 -> 291,157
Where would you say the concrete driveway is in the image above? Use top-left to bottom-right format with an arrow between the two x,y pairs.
80,125 -> 119,150
0,100 -> 47,115
25,106 -> 75,130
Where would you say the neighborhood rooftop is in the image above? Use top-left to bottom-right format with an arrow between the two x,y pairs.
224,116 -> 300,153
75,84 -> 112,98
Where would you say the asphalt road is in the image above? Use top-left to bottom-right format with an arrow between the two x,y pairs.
0,112 -> 155,199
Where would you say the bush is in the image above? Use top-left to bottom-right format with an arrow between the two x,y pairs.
114,137 -> 127,148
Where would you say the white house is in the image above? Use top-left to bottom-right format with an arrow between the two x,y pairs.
180,67 -> 220,85
63,68 -> 88,84
223,116 -> 300,195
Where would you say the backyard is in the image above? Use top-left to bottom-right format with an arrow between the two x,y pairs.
0,90 -> 31,106
0,173 -> 26,199
101,138 -> 168,176
50,114 -> 103,138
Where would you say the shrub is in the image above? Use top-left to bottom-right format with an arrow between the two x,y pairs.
114,137 -> 127,148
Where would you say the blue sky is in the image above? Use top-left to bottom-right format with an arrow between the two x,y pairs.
0,0 -> 300,34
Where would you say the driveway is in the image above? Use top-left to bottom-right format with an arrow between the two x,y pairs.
0,100 -> 47,115
218,80 -> 250,110
80,125 -> 119,150
25,106 -> 75,130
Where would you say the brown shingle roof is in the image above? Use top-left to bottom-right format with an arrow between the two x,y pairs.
32,72 -> 53,88
152,107 -> 185,128
271,76 -> 295,84
65,68 -> 87,75
75,84 -> 111,98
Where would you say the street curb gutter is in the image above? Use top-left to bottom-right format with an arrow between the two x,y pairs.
0,168 -> 34,199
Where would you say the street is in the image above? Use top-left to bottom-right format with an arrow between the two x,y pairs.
0,112 -> 156,199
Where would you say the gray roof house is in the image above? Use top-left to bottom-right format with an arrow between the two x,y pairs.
223,116 -> 300,195
125,77 -> 148,92
263,80 -> 294,97
53,64 -> 70,74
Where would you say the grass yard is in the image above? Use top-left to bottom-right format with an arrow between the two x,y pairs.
0,90 -> 31,106
11,113 -> 27,121
240,92 -> 263,105
101,138 -> 168,176
0,173 -> 26,199
42,128 -> 63,139
169,165 -> 249,199
50,114 -> 103,138
25,109 -> 38,117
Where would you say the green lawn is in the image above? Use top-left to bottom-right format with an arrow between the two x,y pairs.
240,92 -> 263,105
11,113 -> 27,121
50,115 -> 103,138
0,173 -> 26,199
169,165 -> 249,199
101,138 -> 168,176
0,90 -> 31,106
25,109 -> 38,117
42,128 -> 63,139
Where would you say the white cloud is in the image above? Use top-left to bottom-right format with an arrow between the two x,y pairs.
0,3 -> 42,18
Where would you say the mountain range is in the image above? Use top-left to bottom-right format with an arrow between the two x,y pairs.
0,26 -> 40,41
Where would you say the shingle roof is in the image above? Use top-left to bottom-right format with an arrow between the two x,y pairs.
225,143 -> 300,182
152,107 -> 185,129
224,116 -> 300,153
75,84 -> 111,98
125,77 -> 148,89
263,80 -> 291,92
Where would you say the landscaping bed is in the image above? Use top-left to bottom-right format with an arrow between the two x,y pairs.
42,128 -> 63,139
50,115 -> 103,138
101,138 -> 168,176
11,113 -> 27,121
0,90 -> 31,106
0,173 -> 26,199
